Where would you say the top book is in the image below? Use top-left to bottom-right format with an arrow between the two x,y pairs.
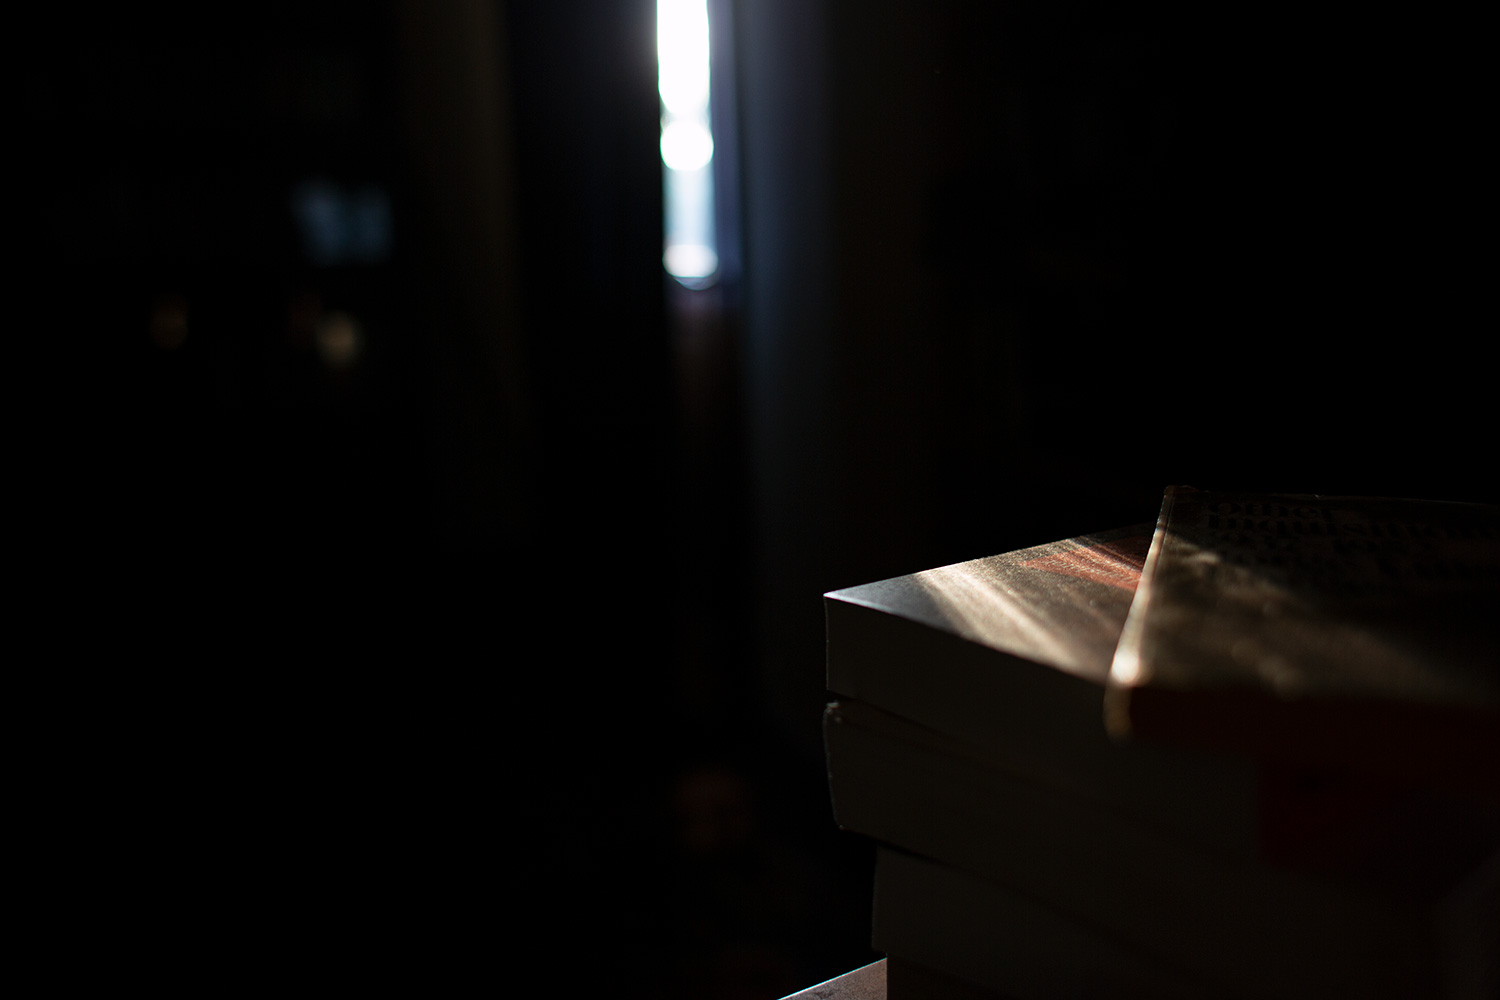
1108,488 -> 1500,794
825,524 -> 1151,754
824,524 -> 1266,857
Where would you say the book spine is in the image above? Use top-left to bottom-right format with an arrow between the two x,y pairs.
1104,486 -> 1179,738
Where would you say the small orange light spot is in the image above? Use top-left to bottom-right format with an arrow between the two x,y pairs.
315,311 -> 362,369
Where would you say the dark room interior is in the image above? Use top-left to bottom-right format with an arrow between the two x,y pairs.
25,2 -> 1494,997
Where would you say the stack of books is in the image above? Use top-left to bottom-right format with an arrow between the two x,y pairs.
823,489 -> 1499,999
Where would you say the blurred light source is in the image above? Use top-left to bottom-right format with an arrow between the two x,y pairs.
661,119 -> 714,172
659,0 -> 717,287
291,180 -> 393,268
658,0 -> 710,116
665,244 -> 718,279
315,311 -> 363,370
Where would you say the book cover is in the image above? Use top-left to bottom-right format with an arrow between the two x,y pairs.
1107,488 -> 1500,792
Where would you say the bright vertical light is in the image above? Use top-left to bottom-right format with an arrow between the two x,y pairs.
660,119 -> 714,171
658,0 -> 710,116
659,0 -> 718,285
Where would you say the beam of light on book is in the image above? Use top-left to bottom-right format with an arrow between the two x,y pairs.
659,0 -> 718,286
912,565 -> 1086,682
1111,647 -> 1142,686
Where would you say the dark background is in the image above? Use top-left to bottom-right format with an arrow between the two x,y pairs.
25,2 -> 1493,996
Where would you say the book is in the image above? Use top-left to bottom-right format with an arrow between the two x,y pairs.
825,510 -> 1499,999
1107,489 -> 1500,794
824,526 -> 1261,858
874,847 -> 1210,1000
826,698 -> 1493,999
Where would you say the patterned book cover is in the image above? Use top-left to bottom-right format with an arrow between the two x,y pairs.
1108,488 -> 1500,793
